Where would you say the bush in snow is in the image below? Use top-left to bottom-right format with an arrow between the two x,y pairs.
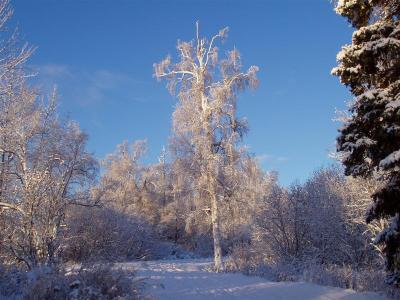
63,206 -> 158,263
22,265 -> 143,300
227,166 -> 396,295
0,263 -> 26,298
250,167 -> 378,267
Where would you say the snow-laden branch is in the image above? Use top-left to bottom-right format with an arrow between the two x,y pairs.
0,201 -> 26,215
204,27 -> 229,68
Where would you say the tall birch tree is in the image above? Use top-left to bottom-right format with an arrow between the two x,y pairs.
154,22 -> 258,271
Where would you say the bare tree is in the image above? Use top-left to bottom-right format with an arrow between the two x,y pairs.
0,91 -> 97,268
98,140 -> 163,224
0,0 -> 34,94
0,0 -> 97,268
154,22 -> 258,270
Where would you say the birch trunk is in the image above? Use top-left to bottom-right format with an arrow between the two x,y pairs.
209,176 -> 224,271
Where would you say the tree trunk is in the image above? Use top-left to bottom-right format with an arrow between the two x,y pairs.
210,183 -> 224,271
204,109 -> 224,272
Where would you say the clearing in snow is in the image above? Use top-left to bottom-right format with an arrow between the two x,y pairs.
117,259 -> 389,300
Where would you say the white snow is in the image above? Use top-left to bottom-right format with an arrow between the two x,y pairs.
379,149 -> 400,169
117,259 -> 389,300
386,98 -> 400,110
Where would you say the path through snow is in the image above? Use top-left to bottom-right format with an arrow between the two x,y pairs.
117,259 -> 389,300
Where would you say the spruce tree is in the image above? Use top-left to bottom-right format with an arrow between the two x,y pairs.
332,0 -> 400,284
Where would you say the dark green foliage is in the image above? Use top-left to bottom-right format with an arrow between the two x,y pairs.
333,0 -> 400,285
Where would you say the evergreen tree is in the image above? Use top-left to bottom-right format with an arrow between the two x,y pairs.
332,0 -> 400,284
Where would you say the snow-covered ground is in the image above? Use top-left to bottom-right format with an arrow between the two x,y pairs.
117,259 -> 389,300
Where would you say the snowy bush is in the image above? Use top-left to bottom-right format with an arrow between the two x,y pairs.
300,262 -> 399,297
227,253 -> 400,296
28,265 -> 143,300
63,206 -> 158,262
0,263 -> 26,298
0,263 -> 144,299
226,166 -> 400,295
225,242 -> 261,275
252,167 -> 379,267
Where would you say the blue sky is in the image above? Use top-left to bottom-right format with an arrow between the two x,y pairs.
12,0 -> 353,186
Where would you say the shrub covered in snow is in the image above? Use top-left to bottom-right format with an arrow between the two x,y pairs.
226,166 -> 399,296
63,206 -> 159,262
227,253 -> 400,297
0,263 -> 144,299
250,167 -> 380,267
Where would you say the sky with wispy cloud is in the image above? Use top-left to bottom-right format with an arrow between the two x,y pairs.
12,0 -> 353,185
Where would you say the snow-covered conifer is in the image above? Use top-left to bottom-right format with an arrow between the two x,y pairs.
332,0 -> 400,284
